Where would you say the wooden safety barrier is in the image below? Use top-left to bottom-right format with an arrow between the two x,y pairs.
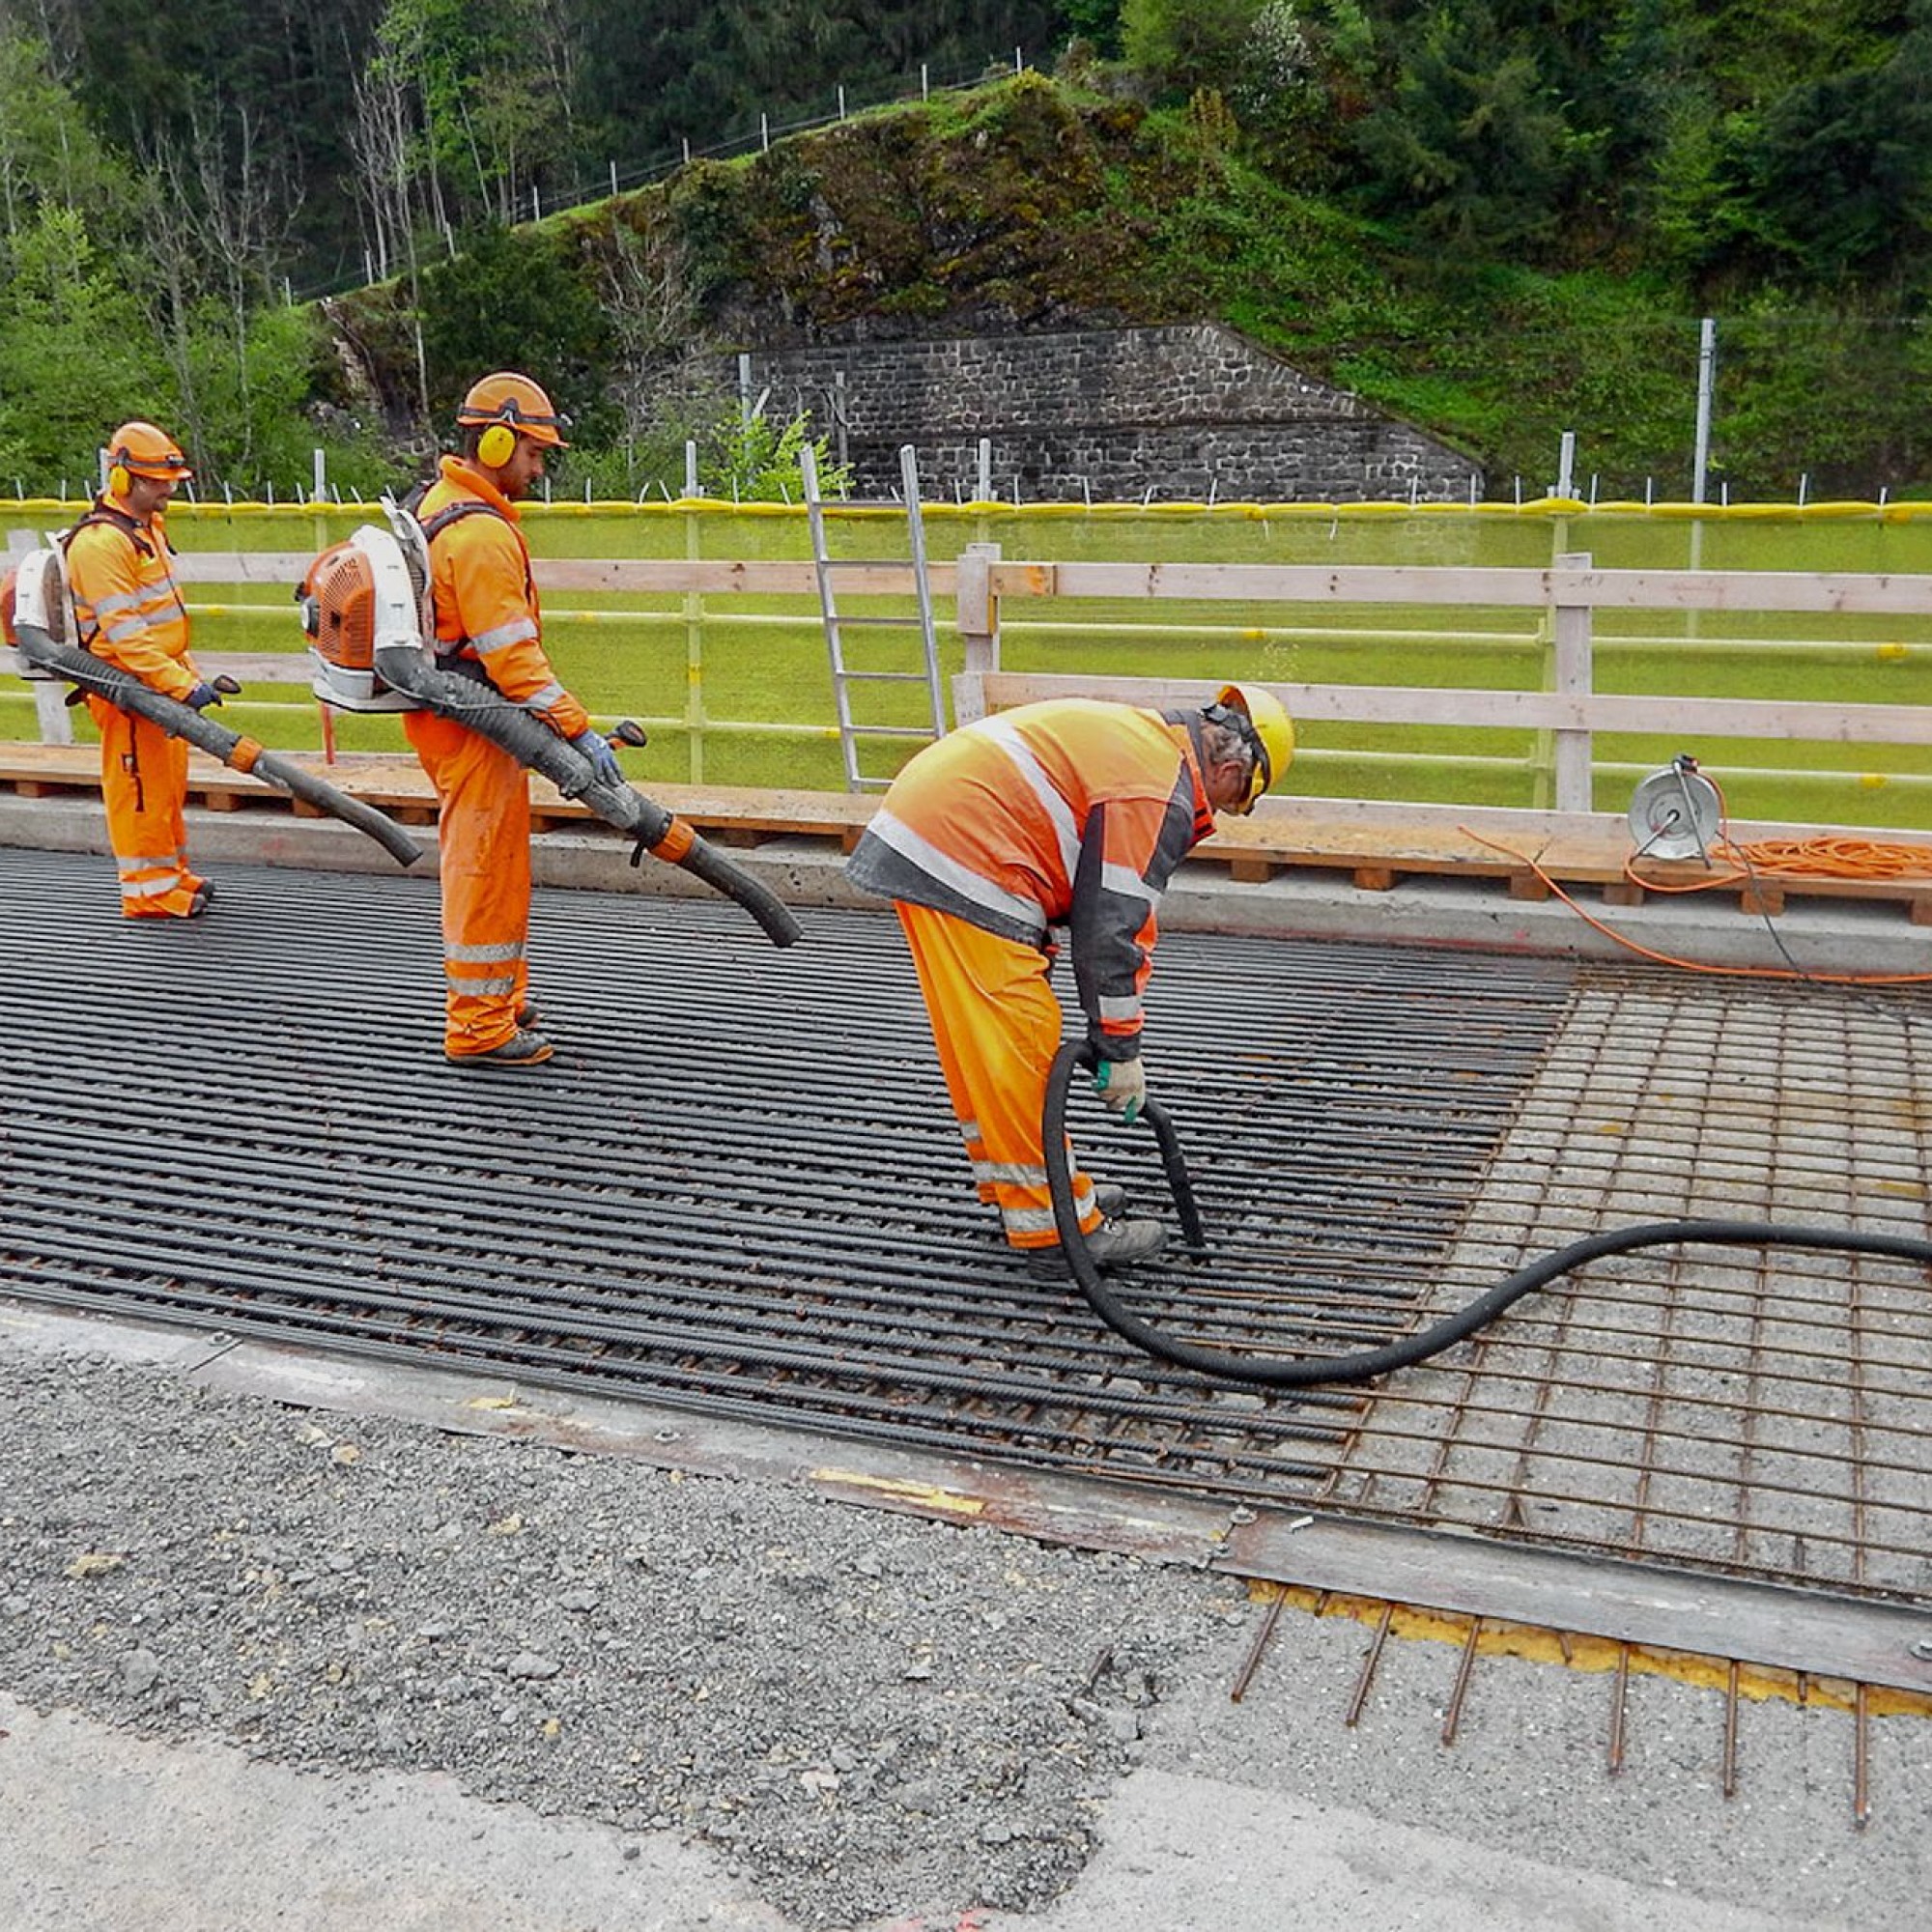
6,744 -> 1931,923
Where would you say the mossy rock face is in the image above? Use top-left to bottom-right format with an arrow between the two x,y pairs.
669,76 -> 1164,339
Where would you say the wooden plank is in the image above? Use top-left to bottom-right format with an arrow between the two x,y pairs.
990,558 -> 1932,616
170,554 -> 962,598
980,671 -> 1932,747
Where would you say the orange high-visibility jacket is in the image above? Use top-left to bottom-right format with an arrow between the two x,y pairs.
418,456 -> 588,739
846,698 -> 1216,1060
64,498 -> 199,701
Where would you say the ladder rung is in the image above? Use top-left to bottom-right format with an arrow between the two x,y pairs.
822,497 -> 909,512
819,557 -> 915,570
829,620 -> 923,635
843,724 -> 939,740
850,777 -> 895,791
833,670 -> 932,684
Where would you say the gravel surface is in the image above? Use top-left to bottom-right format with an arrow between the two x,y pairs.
0,1346 -> 1241,1929
5,1334 -> 1928,1931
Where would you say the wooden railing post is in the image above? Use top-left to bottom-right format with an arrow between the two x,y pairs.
1550,551 -> 1594,813
953,541 -> 1001,727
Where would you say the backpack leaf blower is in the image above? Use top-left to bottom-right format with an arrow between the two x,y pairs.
298,512 -> 802,949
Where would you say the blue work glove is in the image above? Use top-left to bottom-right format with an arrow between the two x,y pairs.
183,681 -> 223,711
570,727 -> 624,788
1094,1056 -> 1148,1125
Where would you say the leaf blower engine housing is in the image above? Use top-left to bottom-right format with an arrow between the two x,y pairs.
2,541 -> 77,672
298,523 -> 427,713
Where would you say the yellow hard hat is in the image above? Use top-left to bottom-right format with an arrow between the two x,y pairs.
456,371 -> 571,459
106,420 -> 192,484
1212,682 -> 1294,810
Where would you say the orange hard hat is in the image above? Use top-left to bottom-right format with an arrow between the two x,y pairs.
107,420 -> 193,481
455,372 -> 571,450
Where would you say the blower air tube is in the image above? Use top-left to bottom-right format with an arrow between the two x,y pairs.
373,645 -> 801,949
15,625 -> 425,869
1044,1037 -> 1932,1388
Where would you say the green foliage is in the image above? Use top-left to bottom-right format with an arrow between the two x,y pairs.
1349,4 -> 1591,249
702,407 -> 853,502
413,223 -> 618,440
0,204 -> 156,485
1121,0 -> 1265,97
1742,25 -> 1932,285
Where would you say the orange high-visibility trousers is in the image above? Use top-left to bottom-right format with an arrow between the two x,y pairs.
895,900 -> 1103,1250
406,708 -> 532,1056
86,695 -> 200,918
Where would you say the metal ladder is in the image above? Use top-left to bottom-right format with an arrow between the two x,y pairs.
801,442 -> 947,793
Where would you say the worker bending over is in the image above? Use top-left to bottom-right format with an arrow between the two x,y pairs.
64,421 -> 220,919
846,686 -> 1293,1267
407,371 -> 620,1067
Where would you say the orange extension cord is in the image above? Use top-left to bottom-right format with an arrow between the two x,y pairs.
1461,777 -> 1932,984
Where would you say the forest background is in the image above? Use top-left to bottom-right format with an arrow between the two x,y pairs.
2,0 -> 1930,503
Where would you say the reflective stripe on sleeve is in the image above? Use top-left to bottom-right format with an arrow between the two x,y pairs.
471,617 -> 541,655
1100,860 -> 1161,908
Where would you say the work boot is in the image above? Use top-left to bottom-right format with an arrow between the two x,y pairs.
186,887 -> 211,917
1027,1215 -> 1167,1274
447,1027 -> 554,1068
1092,1182 -> 1127,1221
1086,1216 -> 1166,1268
516,1000 -> 543,1030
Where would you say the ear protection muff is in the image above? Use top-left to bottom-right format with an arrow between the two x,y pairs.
477,423 -> 517,467
107,464 -> 131,497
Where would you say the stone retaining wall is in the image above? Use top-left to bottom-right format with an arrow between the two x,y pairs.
733,323 -> 1479,502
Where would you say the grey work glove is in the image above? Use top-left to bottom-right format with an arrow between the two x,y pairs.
183,681 -> 223,711
1093,1055 -> 1147,1125
570,726 -> 624,788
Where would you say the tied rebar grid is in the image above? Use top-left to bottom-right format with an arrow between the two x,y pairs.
0,849 -> 1572,1510
1329,965 -> 1932,1601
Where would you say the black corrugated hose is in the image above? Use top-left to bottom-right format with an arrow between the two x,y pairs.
1044,1037 -> 1932,1388
14,625 -> 425,868
373,645 -> 802,949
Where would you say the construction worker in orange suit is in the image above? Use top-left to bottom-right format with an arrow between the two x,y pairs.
406,371 -> 620,1068
844,686 -> 1294,1268
63,420 -> 222,920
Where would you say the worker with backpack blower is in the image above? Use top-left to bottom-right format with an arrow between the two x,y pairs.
63,420 -> 223,920
405,371 -> 622,1068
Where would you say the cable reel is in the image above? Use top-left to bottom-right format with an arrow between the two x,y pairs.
1628,753 -> 1722,862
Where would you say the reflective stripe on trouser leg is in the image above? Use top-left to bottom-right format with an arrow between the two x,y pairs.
88,696 -> 198,918
406,708 -> 532,1055
895,901 -> 1099,1249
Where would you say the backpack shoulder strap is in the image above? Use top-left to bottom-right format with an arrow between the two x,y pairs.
420,498 -> 510,545
59,501 -> 156,561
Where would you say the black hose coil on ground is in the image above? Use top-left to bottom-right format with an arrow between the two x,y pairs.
1043,1037 -> 1932,1388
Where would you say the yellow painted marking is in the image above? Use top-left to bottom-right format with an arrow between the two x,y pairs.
1242,1581 -> 1932,1717
811,1469 -> 986,1517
